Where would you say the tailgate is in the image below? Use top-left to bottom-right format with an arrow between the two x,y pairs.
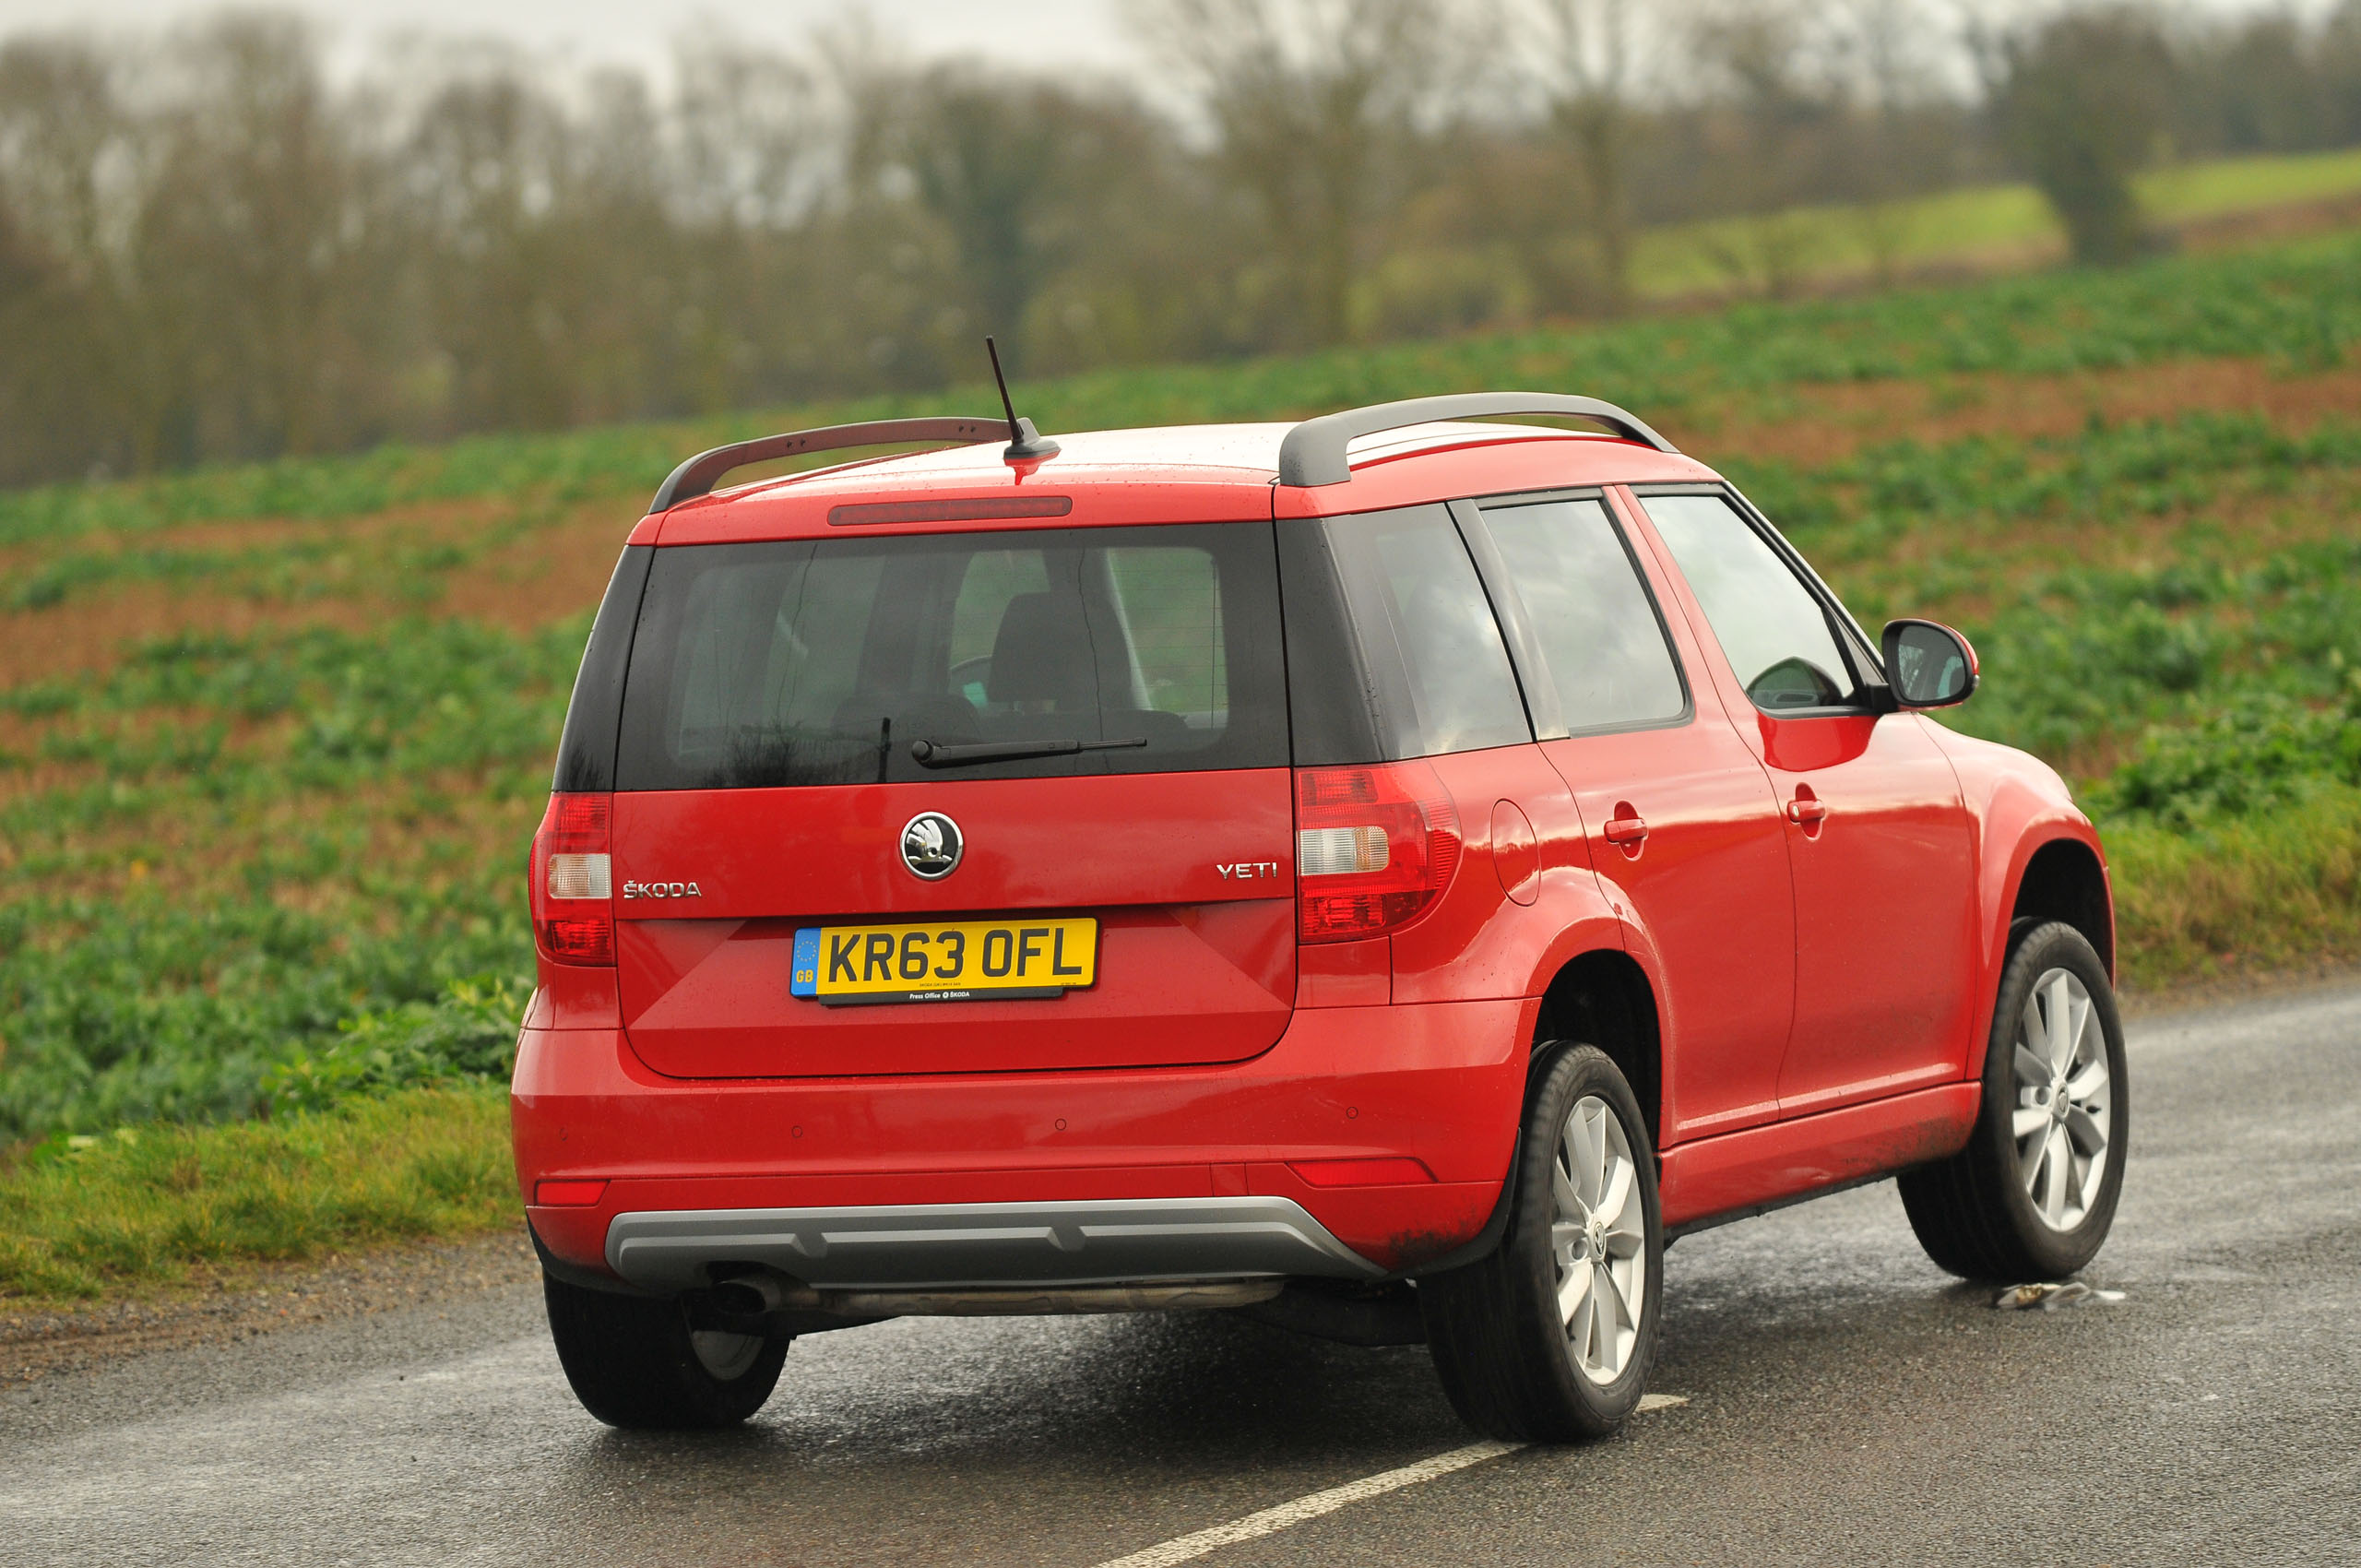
612,772 -> 1296,1076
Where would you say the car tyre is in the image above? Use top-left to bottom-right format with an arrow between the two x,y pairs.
542,1274 -> 789,1429
1420,1043 -> 1663,1442
1899,920 -> 2130,1281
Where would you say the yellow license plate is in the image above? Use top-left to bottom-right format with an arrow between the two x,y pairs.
790,917 -> 1098,1005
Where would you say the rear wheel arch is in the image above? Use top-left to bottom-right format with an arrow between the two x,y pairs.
1535,950 -> 1663,1150
2011,837 -> 2114,979
1401,948 -> 1658,1280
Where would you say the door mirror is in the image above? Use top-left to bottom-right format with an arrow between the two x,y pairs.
1880,619 -> 1978,708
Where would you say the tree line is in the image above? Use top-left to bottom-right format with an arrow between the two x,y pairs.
3,1 -> 2359,486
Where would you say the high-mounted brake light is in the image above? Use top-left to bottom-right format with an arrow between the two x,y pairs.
827,495 -> 1073,527
531,793 -> 614,966
1293,763 -> 1462,944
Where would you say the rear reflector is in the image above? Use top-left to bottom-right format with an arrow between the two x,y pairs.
531,793 -> 614,967
534,1179 -> 610,1206
1293,763 -> 1462,944
1287,1157 -> 1436,1187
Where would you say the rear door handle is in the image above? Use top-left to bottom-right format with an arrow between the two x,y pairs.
1602,815 -> 1648,846
1786,796 -> 1828,825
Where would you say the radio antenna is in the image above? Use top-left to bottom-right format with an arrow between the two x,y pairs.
986,337 -> 1060,462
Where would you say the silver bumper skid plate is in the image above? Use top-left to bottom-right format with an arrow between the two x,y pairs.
605,1195 -> 1384,1293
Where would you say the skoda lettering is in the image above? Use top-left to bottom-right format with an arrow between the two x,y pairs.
622,880 -> 702,899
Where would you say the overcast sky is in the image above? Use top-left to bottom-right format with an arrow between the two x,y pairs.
0,0 -> 2331,88
0,0 -> 1145,79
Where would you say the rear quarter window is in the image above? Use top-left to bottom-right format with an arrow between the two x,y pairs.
1278,504 -> 1531,764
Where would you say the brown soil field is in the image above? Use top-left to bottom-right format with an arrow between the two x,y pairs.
0,495 -> 635,687
3,765 -> 544,912
2,352 -> 2348,702
1688,357 -> 2361,466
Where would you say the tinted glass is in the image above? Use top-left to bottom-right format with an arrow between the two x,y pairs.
1639,493 -> 1862,712
614,523 -> 1284,789
1481,498 -> 1686,732
552,544 -> 651,792
1321,505 -> 1529,758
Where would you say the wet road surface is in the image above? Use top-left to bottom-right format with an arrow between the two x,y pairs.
5,985 -> 2357,1566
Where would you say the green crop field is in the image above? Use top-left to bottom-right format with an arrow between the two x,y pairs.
1626,145 -> 2361,299
5,225 -> 2359,1300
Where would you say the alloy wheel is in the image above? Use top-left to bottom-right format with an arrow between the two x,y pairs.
690,1328 -> 765,1381
1550,1094 -> 1646,1384
2012,967 -> 2113,1231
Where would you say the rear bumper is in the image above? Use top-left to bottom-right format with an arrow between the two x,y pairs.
604,1196 -> 1383,1292
514,996 -> 1529,1289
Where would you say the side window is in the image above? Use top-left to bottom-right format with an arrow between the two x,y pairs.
1638,493 -> 1863,713
1313,505 -> 1531,758
1480,497 -> 1686,733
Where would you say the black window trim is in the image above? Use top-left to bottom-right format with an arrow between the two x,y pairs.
1626,481 -> 1895,720
1444,496 -> 1560,740
1450,489 -> 1696,742
552,543 -> 655,793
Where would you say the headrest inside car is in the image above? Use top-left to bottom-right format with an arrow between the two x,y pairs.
988,591 -> 1098,709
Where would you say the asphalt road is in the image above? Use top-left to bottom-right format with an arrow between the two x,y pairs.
5,986 -> 2358,1567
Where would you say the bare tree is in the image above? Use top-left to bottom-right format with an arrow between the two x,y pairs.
1681,0 -> 1838,298
11,1 -> 2361,487
1131,0 -> 1459,348
1994,5 -> 2174,267
1833,0 -> 1942,283
1525,0 -> 1643,315
140,13 -> 372,457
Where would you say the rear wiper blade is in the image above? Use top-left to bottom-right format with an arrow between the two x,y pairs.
908,736 -> 1147,769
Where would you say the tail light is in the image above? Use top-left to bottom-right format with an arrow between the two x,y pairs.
1294,763 -> 1462,944
531,792 -> 613,966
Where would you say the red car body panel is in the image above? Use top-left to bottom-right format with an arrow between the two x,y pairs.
1387,744 -> 1617,1006
1928,725 -> 2115,1071
1656,1082 -> 1981,1229
516,419 -> 2104,1288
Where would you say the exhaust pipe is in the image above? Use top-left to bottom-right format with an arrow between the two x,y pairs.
700,1274 -> 1282,1321
806,1280 -> 1284,1317
705,1274 -> 790,1316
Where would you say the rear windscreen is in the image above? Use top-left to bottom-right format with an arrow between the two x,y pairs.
613,523 -> 1286,789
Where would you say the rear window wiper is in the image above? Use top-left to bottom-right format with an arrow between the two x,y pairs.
908,736 -> 1148,769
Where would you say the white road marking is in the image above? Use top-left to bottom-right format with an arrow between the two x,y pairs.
1092,1396 -> 1690,1568
1089,1443 -> 1524,1568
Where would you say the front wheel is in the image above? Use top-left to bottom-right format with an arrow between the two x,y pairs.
1899,920 -> 2130,1281
1420,1043 -> 1663,1442
543,1274 -> 789,1429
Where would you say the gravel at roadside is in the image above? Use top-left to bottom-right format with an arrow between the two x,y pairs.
0,1227 -> 538,1389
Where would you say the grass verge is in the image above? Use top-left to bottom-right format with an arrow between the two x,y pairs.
0,1085 -> 513,1302
2110,786 -> 2361,988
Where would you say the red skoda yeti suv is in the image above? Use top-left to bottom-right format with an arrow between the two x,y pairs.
516,392 -> 2127,1437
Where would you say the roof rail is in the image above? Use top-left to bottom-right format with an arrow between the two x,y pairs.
1275,393 -> 1677,488
649,416 -> 1008,512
